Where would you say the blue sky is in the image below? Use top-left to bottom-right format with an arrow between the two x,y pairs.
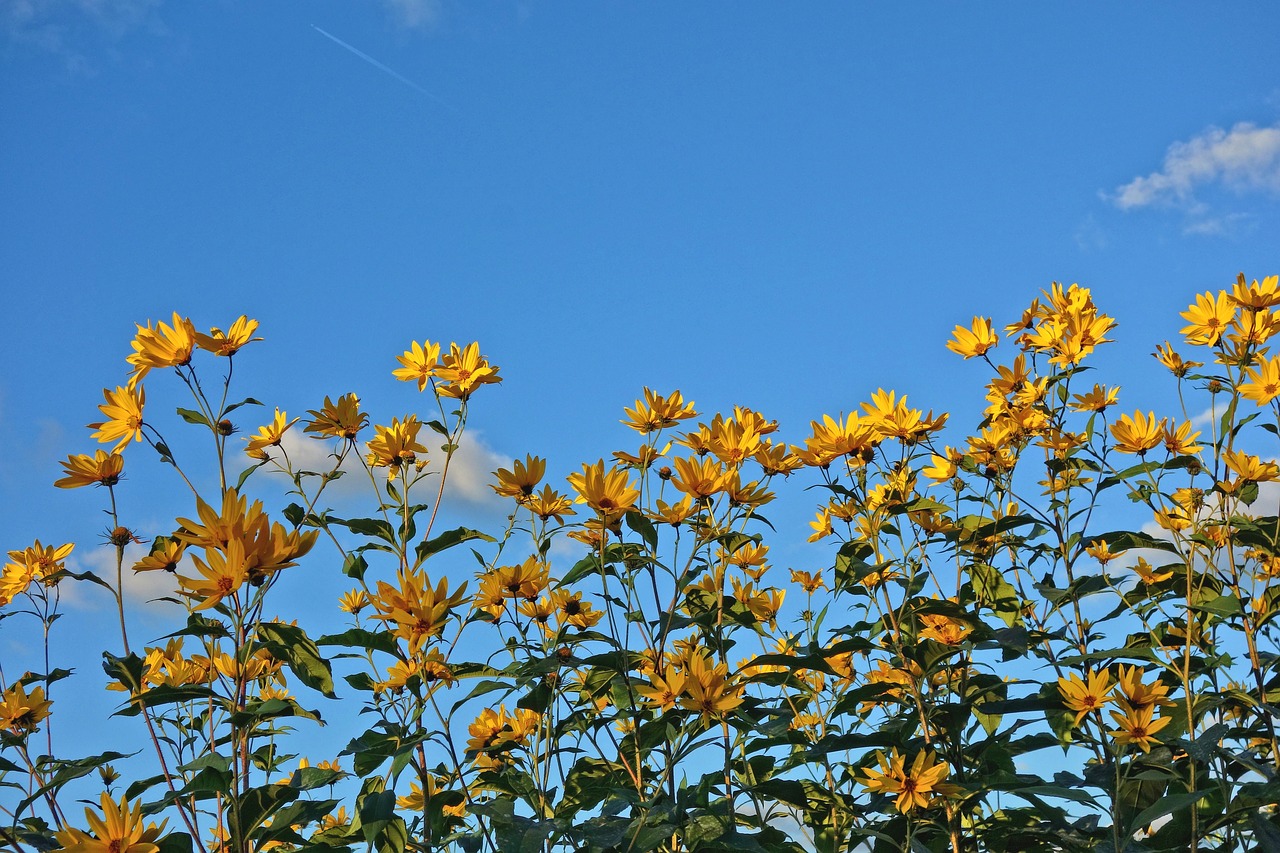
2,0 -> 1280,791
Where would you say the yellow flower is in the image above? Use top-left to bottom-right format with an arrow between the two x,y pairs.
918,611 -> 972,645
622,388 -> 697,433
1057,670 -> 1114,726
193,316 -> 261,356
1240,355 -> 1280,406
1180,290 -> 1235,346
1109,410 -> 1163,454
523,485 -> 576,524
1153,342 -> 1201,378
669,455 -> 730,499
244,409 -> 299,460
790,569 -> 826,594
88,385 -> 146,454
132,539 -> 185,573
1161,420 -> 1202,456
1108,702 -> 1172,753
56,793 -> 167,853
678,651 -> 744,721
1114,664 -> 1174,710
365,416 -> 428,470
1223,450 -> 1280,483
1,541 -> 74,603
946,316 -> 998,359
126,312 -> 196,383
1132,557 -> 1175,585
435,342 -> 501,400
650,495 -> 698,526
921,447 -> 961,482
466,705 -> 540,753
1069,384 -> 1119,413
567,460 -> 639,522
807,507 -> 833,542
1228,273 -> 1280,310
392,340 -> 442,391
338,589 -> 369,614
177,539 -> 249,611
370,571 -> 468,653
550,589 -> 603,630
55,450 -> 124,489
753,440 -> 803,476
0,682 -> 52,735
637,667 -> 686,713
304,394 -> 367,440
490,557 -> 549,601
861,749 -> 956,813
491,455 -> 546,500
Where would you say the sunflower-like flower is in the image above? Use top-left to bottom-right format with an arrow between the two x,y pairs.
523,485 -> 576,524
304,394 -> 367,440
861,749 -> 956,813
1,541 -> 74,604
194,316 -> 261,356
434,342 -> 501,400
1180,290 -> 1235,346
54,793 -> 167,853
622,388 -> 697,433
54,450 -> 124,489
244,409 -> 299,460
946,316 -> 998,359
392,340 -> 442,391
1109,410 -> 1163,454
678,650 -> 744,721
1057,669 -> 1114,726
567,460 -> 639,523
491,455 -> 546,500
1108,702 -> 1172,753
0,682 -> 52,735
370,571 -> 468,653
1241,355 -> 1280,406
365,416 -> 428,471
88,385 -> 146,454
126,313 -> 196,384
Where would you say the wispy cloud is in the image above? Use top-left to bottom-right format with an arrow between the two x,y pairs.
2,0 -> 164,73
1111,122 -> 1280,211
273,427 -> 506,507
382,0 -> 440,30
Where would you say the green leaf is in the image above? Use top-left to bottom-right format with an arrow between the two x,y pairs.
256,622 -> 336,698
624,510 -> 659,550
1126,789 -> 1208,839
176,407 -> 211,427
414,527 -> 495,563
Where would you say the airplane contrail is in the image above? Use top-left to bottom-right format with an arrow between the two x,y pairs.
311,24 -> 450,107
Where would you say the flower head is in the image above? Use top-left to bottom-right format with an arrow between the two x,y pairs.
946,316 -> 998,359
305,394 -> 367,441
0,682 -> 52,735
89,385 -> 146,454
244,409 -> 299,460
435,342 -> 501,400
55,450 -> 124,489
861,749 -> 956,813
1058,669 -> 1115,726
126,313 -> 195,383
392,340 -> 442,391
194,316 -> 261,356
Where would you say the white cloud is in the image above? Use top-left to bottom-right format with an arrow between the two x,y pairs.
2,0 -> 164,72
1111,122 -> 1280,211
439,430 -> 505,506
65,539 -> 182,609
268,428 -> 506,507
382,0 -> 440,30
